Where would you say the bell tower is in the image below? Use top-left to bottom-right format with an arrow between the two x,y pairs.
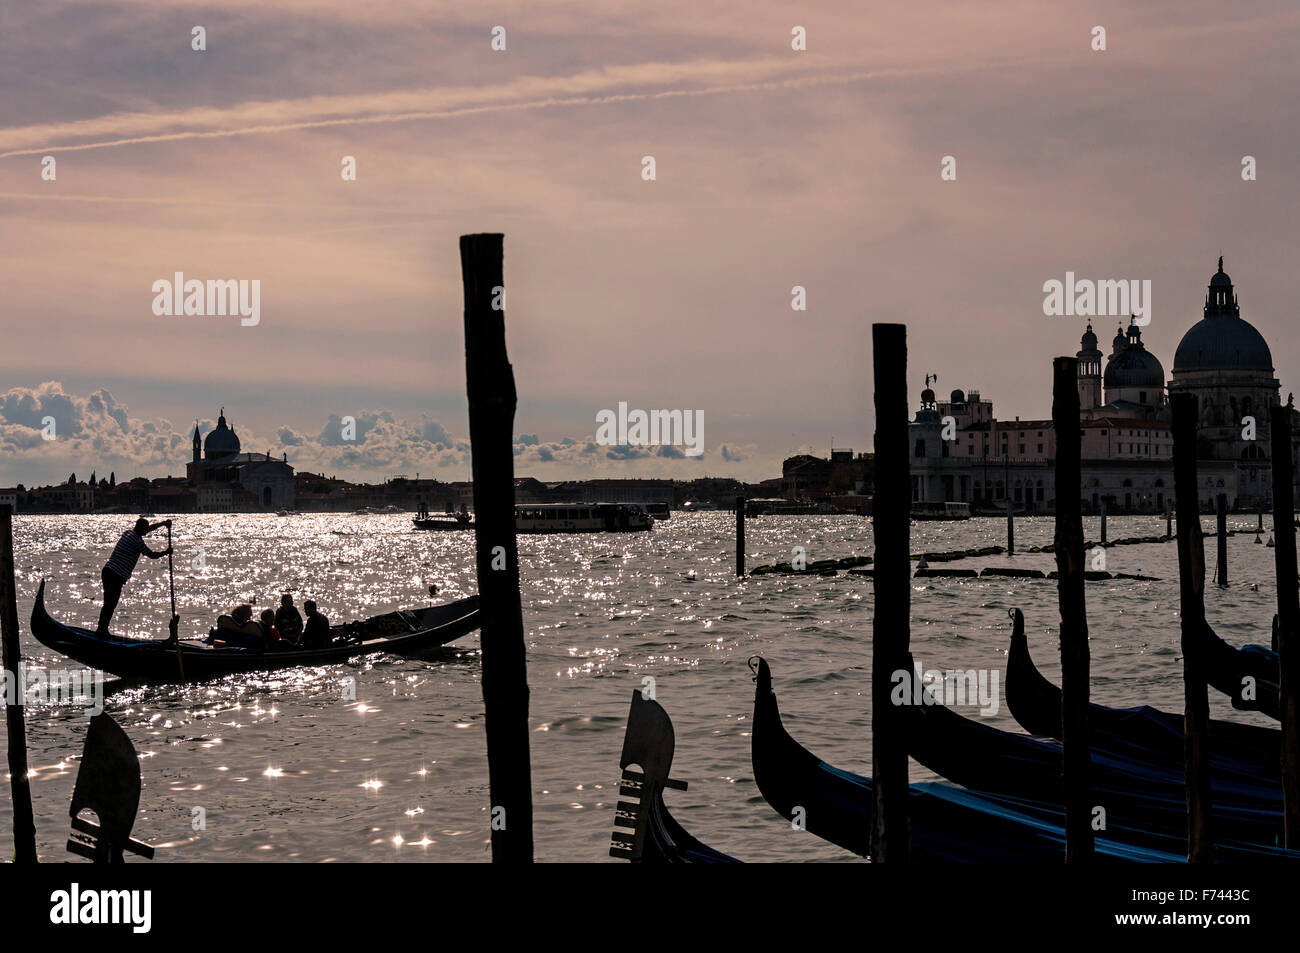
1076,323 -> 1102,411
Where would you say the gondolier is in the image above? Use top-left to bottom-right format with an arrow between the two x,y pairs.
97,517 -> 172,634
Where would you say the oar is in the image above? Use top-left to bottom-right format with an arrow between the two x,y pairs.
166,523 -> 185,682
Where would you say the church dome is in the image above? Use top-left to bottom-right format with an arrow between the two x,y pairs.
203,410 -> 241,458
1104,347 -> 1165,390
949,389 -> 966,404
1173,259 -> 1273,373
1104,322 -> 1164,391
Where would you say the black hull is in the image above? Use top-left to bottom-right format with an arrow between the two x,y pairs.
30,580 -> 480,682
751,657 -> 1299,862
639,789 -> 740,863
1197,620 -> 1281,720
1005,607 -> 1282,775
908,666 -> 1286,848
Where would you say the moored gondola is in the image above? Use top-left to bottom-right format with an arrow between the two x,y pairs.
608,689 -> 738,862
1195,617 -> 1281,720
907,656 -> 1287,848
1005,607 -> 1281,775
751,656 -> 1300,862
30,580 -> 481,683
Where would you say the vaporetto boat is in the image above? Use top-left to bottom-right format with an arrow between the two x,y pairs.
514,503 -> 652,533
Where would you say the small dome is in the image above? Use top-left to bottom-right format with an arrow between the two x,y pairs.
203,411 -> 241,458
1112,327 -> 1126,350
921,387 -> 935,404
1080,323 -> 1098,350
1105,326 -> 1164,393
950,388 -> 966,404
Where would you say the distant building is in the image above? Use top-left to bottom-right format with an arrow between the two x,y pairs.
909,260 -> 1286,513
0,489 -> 18,513
187,408 -> 295,511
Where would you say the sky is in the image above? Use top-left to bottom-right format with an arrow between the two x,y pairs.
2,1 -> 1299,487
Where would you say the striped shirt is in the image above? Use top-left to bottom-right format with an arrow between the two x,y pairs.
104,531 -> 147,579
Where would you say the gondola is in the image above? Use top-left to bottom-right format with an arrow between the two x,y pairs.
906,659 -> 1287,847
608,689 -> 738,863
30,580 -> 481,683
751,656 -> 1299,862
1195,618 -> 1280,720
1005,607 -> 1281,776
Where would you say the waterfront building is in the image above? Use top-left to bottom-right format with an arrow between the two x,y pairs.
910,260 -> 1292,512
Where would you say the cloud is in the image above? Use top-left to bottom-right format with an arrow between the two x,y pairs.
0,382 -> 750,487
0,58 -> 882,159
0,382 -> 187,482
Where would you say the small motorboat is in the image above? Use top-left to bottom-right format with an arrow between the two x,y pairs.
413,513 -> 473,531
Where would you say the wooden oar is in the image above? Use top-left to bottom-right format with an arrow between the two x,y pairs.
166,523 -> 185,682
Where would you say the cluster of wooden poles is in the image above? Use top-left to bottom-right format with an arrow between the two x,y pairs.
866,322 -> 1300,861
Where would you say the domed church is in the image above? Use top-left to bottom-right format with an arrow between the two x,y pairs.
1167,258 -> 1282,504
910,258 -> 1297,515
1077,319 -> 1166,416
186,407 -> 295,511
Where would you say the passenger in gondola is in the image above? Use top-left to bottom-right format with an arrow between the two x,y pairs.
259,608 -> 282,642
275,593 -> 303,644
210,604 -> 266,649
97,517 -> 173,634
300,600 -> 332,649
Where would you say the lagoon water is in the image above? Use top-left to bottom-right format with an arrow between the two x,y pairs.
0,512 -> 1283,862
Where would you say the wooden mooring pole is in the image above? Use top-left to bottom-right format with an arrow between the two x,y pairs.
460,233 -> 533,862
1166,498 -> 1173,539
0,505 -> 38,863
735,496 -> 745,577
871,323 -> 911,863
1100,498 -> 1107,545
1216,493 -> 1229,587
1052,358 -> 1093,862
1269,405 -> 1300,847
1171,394 -> 1213,862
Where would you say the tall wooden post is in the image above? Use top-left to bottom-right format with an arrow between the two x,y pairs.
1166,498 -> 1173,539
1100,498 -> 1107,545
1216,493 -> 1229,587
1269,405 -> 1300,847
871,323 -> 911,863
735,496 -> 745,577
0,505 -> 38,863
1052,358 -> 1093,862
1005,458 -> 1014,555
460,233 -> 533,862
1171,394 -> 1213,862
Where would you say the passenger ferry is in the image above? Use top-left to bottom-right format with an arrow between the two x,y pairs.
515,503 -> 653,533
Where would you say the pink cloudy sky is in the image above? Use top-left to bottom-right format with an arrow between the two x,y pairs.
2,1 -> 1299,487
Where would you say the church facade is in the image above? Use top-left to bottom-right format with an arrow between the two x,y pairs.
186,408 -> 296,511
910,260 -> 1297,513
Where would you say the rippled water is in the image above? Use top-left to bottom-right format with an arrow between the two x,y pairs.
0,512 -> 1284,862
